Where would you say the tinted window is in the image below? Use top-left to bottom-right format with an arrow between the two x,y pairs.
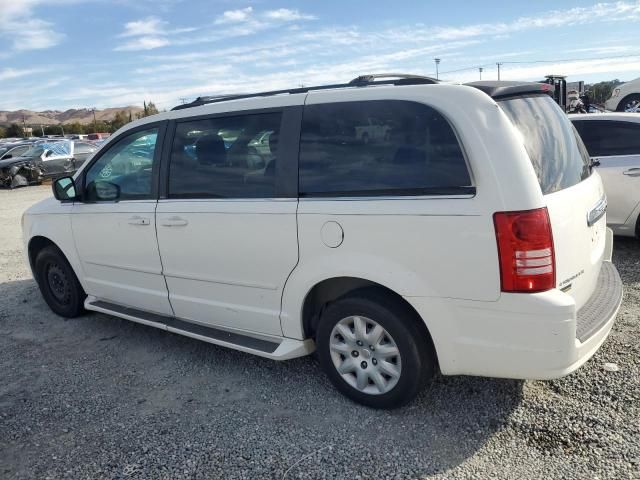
299,101 -> 471,196
84,128 -> 158,201
169,113 -> 281,198
500,95 -> 591,195
572,120 -> 640,157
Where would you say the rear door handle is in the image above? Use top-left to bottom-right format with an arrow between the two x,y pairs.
127,216 -> 150,226
161,216 -> 188,227
623,168 -> 640,177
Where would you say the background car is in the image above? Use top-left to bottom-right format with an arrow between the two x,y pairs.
0,142 -> 34,160
605,77 -> 640,112
0,140 -> 98,188
571,112 -> 640,238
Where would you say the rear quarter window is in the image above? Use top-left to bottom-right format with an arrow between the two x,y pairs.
299,100 -> 472,196
499,95 -> 591,194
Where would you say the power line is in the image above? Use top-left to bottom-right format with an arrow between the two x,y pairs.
436,52 -> 640,77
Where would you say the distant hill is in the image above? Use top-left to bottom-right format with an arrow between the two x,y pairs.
0,106 -> 144,126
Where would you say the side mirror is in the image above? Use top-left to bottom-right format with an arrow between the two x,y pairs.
52,176 -> 77,201
93,181 -> 120,201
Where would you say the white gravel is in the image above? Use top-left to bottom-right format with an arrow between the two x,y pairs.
1,185 -> 638,480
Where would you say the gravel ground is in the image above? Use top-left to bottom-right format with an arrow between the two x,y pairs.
0,185 -> 638,480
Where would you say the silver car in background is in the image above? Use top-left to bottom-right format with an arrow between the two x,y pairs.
571,113 -> 640,238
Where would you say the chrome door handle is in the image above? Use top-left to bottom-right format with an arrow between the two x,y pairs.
623,168 -> 640,177
161,216 -> 188,227
127,216 -> 150,226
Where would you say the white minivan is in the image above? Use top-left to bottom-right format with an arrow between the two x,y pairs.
23,75 -> 623,408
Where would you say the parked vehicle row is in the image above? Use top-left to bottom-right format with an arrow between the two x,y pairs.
0,139 -> 98,188
24,75 -> 623,408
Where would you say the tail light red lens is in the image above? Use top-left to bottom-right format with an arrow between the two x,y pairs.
493,207 -> 555,293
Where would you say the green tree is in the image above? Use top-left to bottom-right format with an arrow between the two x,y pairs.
587,79 -> 624,106
0,126 -> 6,138
6,123 -> 24,137
111,110 -> 131,131
136,100 -> 160,119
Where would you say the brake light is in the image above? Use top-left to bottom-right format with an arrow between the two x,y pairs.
493,208 -> 555,293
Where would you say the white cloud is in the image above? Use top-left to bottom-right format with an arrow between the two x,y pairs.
0,67 -> 44,82
213,6 -> 315,27
115,36 -> 170,51
263,9 -> 315,21
215,7 -> 253,24
120,16 -> 167,37
114,15 -> 196,51
429,1 -> 640,41
0,0 -> 68,52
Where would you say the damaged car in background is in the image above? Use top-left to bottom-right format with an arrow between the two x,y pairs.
0,140 -> 97,188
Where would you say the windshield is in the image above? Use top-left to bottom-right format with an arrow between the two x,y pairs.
23,141 -> 72,159
499,95 -> 591,194
23,146 -> 45,158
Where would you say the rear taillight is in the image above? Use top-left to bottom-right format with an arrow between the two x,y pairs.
493,207 -> 555,293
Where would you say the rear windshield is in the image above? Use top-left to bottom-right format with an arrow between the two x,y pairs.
499,95 -> 591,194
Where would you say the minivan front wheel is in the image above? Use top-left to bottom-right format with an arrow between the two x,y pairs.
35,246 -> 86,318
316,291 -> 435,408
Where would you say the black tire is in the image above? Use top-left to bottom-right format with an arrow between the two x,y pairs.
34,246 -> 86,318
316,289 -> 436,408
616,94 -> 640,112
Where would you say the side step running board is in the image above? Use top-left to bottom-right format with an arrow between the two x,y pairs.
85,298 -> 314,360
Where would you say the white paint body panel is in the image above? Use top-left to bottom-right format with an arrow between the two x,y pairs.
155,199 -> 299,336
71,201 -> 173,316
23,83 -> 619,380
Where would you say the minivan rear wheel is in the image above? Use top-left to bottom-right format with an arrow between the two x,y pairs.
316,290 -> 435,408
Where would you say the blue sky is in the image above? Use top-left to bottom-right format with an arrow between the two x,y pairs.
1,0 -> 639,111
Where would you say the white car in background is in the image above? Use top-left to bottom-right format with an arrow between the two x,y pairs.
571,113 -> 640,238
605,78 -> 640,112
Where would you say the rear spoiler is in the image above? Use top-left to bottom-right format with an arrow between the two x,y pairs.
466,81 -> 554,100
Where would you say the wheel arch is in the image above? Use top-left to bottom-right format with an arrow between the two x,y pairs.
298,276 -> 436,356
616,93 -> 640,112
28,235 -> 59,272
26,234 -> 85,290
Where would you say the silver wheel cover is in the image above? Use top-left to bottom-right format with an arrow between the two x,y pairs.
329,315 -> 402,395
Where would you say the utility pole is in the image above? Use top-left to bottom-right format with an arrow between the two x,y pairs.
496,62 -> 503,81
434,58 -> 441,80
22,115 -> 26,138
60,124 -> 65,137
179,98 -> 187,104
479,67 -> 484,80
40,125 -> 45,136
91,107 -> 97,133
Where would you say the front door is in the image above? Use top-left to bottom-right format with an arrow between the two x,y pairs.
71,123 -> 172,315
156,108 -> 300,336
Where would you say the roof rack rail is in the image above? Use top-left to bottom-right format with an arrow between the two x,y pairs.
348,73 -> 439,86
171,73 -> 439,111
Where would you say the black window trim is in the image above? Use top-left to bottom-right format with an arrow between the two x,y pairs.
77,120 -> 168,203
297,99 -> 475,199
159,106 -> 301,200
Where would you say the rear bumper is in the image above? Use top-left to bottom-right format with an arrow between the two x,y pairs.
406,261 -> 623,380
